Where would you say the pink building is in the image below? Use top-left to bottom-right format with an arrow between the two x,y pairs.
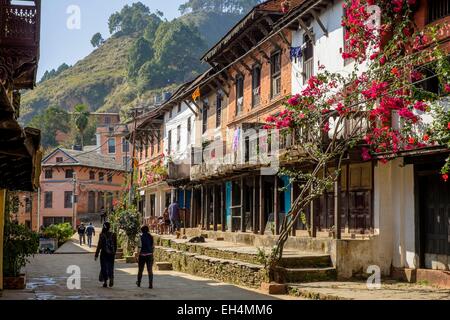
91,112 -> 131,168
36,148 -> 127,228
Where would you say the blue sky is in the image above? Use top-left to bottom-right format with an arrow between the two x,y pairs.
38,0 -> 185,79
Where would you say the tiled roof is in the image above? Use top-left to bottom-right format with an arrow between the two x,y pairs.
43,148 -> 125,172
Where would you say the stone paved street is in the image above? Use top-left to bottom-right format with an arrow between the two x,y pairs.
1,234 -> 449,300
0,251 -> 287,300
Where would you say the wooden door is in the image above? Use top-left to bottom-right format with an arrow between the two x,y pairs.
420,174 -> 450,264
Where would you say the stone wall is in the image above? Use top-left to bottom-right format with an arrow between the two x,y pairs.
153,247 -> 267,289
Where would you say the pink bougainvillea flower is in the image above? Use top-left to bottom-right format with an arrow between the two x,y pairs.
380,56 -> 387,65
442,174 -> 449,182
361,147 -> 372,161
369,52 -> 379,60
423,134 -> 430,142
447,122 -> 450,130
399,108 -> 418,123
413,101 -> 428,112
410,70 -> 423,82
266,115 -> 276,123
288,95 -> 300,106
444,84 -> 450,93
408,137 -> 416,145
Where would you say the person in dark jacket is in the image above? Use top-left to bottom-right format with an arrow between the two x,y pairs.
85,223 -> 96,248
136,225 -> 154,289
95,222 -> 117,288
77,224 -> 86,246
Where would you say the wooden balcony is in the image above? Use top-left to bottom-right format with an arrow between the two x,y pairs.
0,0 -> 42,191
0,0 -> 41,90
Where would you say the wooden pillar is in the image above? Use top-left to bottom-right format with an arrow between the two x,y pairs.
240,177 -> 245,232
190,188 -> 194,228
212,185 -> 217,231
0,189 -> 6,291
200,185 -> 204,229
221,183 -> 226,232
253,176 -> 257,234
274,176 -> 279,235
334,165 -> 342,240
259,175 -> 265,235
205,185 -> 210,231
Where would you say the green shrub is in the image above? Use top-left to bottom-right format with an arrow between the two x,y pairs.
3,221 -> 40,277
42,223 -> 74,246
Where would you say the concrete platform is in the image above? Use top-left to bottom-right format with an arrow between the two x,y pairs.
288,281 -> 450,300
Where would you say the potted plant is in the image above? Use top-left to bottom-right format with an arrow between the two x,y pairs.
117,207 -> 141,263
3,217 -> 39,289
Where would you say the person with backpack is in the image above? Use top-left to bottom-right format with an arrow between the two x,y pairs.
136,225 -> 154,289
85,222 -> 96,248
95,222 -> 117,288
77,223 -> 86,246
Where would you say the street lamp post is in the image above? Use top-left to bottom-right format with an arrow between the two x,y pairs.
72,172 -> 77,229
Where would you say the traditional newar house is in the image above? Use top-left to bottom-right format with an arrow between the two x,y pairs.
0,0 -> 42,293
131,0 -> 450,287
132,83 -> 200,223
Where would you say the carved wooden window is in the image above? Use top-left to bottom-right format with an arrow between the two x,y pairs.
252,65 -> 261,107
271,52 -> 282,98
236,75 -> 244,115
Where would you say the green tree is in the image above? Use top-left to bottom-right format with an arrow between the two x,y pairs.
40,63 -> 70,83
108,2 -> 161,36
72,104 -> 90,149
28,106 -> 70,148
136,20 -> 207,91
179,0 -> 262,14
90,32 -> 105,48
127,37 -> 154,80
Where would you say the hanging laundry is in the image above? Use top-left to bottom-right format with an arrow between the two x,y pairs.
232,127 -> 240,152
290,47 -> 302,63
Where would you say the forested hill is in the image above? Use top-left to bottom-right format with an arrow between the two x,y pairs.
21,1 -> 262,125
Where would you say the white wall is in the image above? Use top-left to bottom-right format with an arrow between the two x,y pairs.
374,158 -> 417,269
291,0 -> 370,94
163,101 -> 197,164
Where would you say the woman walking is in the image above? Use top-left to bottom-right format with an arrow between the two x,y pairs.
95,222 -> 117,288
136,225 -> 154,289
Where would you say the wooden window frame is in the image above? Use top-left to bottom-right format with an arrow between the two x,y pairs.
270,51 -> 282,98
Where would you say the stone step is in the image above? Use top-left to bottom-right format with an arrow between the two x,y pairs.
154,235 -> 332,269
155,262 -> 173,271
275,267 -> 337,283
279,255 -> 332,269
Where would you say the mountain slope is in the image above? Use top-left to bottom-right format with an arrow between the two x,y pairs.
21,11 -> 245,124
179,11 -> 242,47
21,35 -> 136,123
